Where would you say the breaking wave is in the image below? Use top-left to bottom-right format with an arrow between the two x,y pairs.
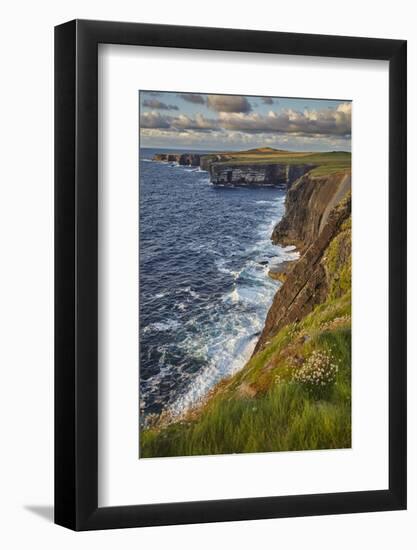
139,149 -> 298,425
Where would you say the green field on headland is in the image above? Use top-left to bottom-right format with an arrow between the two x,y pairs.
153,147 -> 351,181
203,148 -> 351,175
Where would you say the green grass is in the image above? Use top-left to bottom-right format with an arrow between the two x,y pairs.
141,378 -> 351,457
140,213 -> 352,459
140,298 -> 351,458
207,150 -> 351,169
309,163 -> 351,176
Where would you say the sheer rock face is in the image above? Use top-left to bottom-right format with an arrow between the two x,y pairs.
254,175 -> 351,354
272,172 -> 351,253
200,155 -> 225,171
179,154 -> 201,166
152,151 -> 318,188
209,162 -> 313,187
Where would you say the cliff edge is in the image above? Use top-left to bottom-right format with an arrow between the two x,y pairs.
255,172 -> 351,352
272,172 -> 351,252
140,167 -> 352,457
152,148 -> 351,188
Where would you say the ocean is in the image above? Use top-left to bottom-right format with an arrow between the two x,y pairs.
139,148 -> 299,425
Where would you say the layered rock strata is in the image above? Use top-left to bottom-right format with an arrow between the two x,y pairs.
152,151 -> 316,187
254,172 -> 351,353
209,162 -> 313,187
153,153 -> 201,166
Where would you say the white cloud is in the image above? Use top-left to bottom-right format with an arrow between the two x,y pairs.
140,102 -> 351,138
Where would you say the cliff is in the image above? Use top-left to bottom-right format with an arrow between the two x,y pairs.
252,171 -> 351,353
140,166 -> 352,457
153,153 -> 201,166
152,148 -> 351,188
254,186 -> 351,353
272,172 -> 351,252
153,152 -> 314,187
209,162 -> 313,187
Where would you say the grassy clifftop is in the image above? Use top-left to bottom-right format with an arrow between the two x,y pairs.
205,148 -> 351,176
140,168 -> 352,458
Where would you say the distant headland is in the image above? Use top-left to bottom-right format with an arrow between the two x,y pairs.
152,147 -> 351,187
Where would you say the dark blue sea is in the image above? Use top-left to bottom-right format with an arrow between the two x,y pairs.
139,148 -> 298,425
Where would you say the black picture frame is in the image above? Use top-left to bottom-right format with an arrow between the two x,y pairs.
55,19 -> 407,531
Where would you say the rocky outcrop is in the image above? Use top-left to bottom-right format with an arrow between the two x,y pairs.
179,154 -> 201,166
153,153 -> 201,165
200,154 -> 227,171
152,150 -> 318,187
153,153 -> 180,162
254,173 -> 351,354
209,162 -> 313,187
272,172 -> 351,253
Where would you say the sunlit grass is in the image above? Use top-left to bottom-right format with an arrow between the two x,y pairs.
140,319 -> 351,458
214,150 -> 351,171
140,213 -> 352,459
141,358 -> 351,458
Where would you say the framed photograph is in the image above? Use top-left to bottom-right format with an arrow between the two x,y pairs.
55,19 -> 406,530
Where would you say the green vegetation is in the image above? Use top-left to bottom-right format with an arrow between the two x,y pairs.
308,163 -> 351,177
205,148 -> 351,176
141,311 -> 351,457
140,166 -> 352,458
140,218 -> 352,458
141,381 -> 351,457
324,217 -> 352,299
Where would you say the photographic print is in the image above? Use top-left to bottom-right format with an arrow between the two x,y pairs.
139,91 -> 351,458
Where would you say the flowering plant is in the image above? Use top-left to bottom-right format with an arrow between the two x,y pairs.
293,349 -> 339,399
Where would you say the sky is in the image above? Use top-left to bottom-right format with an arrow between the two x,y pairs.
139,91 -> 351,152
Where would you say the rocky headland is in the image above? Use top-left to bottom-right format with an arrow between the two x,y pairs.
153,152 -> 201,166
209,161 -> 313,186
142,150 -> 352,457
255,172 -> 351,353
152,148 -> 351,188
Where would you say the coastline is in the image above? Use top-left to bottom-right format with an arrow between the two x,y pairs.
140,157 -> 352,457
140,152 -> 298,426
142,172 -> 296,427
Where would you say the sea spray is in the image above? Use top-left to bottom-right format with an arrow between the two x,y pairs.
139,148 -> 299,425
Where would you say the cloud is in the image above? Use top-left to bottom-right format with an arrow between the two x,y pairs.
140,111 -> 217,130
171,113 -> 217,130
336,102 -> 352,115
140,111 -> 172,129
142,99 -> 178,110
177,93 -> 206,104
140,102 -> 351,138
261,97 -> 274,105
140,127 -> 351,152
207,95 -> 252,113
215,105 -> 351,136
